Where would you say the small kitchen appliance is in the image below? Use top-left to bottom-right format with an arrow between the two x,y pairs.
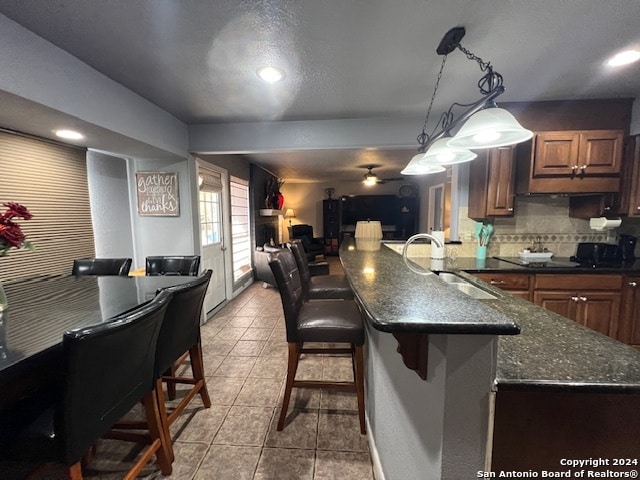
618,234 -> 637,261
570,242 -> 622,267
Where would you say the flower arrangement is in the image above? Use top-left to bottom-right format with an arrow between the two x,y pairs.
0,202 -> 34,256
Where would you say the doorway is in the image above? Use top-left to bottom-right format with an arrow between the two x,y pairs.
197,162 -> 231,314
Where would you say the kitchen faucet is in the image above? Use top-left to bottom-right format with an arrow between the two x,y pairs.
402,233 -> 445,275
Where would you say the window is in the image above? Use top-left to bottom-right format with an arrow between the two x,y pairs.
230,176 -> 251,282
0,131 -> 94,282
199,190 -> 221,246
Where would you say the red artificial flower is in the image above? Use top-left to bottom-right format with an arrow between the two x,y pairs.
0,202 -> 34,255
0,223 -> 26,248
2,202 -> 33,220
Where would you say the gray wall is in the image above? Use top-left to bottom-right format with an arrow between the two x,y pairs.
86,151 -> 134,259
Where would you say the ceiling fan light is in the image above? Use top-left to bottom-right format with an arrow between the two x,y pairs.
418,137 -> 477,165
447,107 -> 533,149
363,173 -> 378,186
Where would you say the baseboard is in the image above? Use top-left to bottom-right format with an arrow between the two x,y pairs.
367,415 -> 385,480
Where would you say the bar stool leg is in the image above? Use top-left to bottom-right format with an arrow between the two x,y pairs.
278,342 -> 301,430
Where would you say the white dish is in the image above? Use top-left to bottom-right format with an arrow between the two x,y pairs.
518,251 -> 553,260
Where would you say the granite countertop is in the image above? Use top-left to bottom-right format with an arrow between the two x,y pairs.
339,238 -> 519,335
340,239 -> 640,393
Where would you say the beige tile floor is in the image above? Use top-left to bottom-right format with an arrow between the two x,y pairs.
4,257 -> 374,479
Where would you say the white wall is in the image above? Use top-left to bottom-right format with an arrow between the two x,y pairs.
86,151 -> 134,259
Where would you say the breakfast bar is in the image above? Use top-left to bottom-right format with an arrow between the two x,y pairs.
339,238 -> 640,479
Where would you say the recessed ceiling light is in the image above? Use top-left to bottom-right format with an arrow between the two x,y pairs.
55,129 -> 84,140
257,66 -> 285,83
606,50 -> 640,67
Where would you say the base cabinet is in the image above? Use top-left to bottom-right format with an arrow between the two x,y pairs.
533,274 -> 621,337
474,273 -> 532,301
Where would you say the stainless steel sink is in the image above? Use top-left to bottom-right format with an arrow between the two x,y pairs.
437,272 -> 467,284
437,272 -> 497,299
451,283 -> 497,300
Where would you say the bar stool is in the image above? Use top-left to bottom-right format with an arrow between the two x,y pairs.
288,240 -> 353,300
268,249 -> 366,434
72,257 -> 132,276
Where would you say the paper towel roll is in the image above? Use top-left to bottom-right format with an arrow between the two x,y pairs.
589,217 -> 622,230
431,230 -> 445,259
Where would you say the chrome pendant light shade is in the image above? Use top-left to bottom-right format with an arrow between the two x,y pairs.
447,107 -> 533,149
418,137 -> 477,165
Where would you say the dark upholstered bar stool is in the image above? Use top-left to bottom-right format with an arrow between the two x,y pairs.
268,249 -> 366,434
71,257 -> 132,276
155,270 -> 212,430
145,255 -> 200,276
1,290 -> 174,479
288,240 -> 353,300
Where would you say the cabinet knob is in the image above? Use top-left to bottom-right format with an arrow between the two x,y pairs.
490,280 -> 506,285
508,208 -> 514,212
571,296 -> 579,302
571,165 -> 579,170
629,281 -> 638,287
579,296 -> 588,302
580,165 -> 587,170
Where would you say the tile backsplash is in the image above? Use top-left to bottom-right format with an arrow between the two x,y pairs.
456,196 -> 617,258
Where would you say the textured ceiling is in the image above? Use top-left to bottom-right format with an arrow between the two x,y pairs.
0,0 -> 639,182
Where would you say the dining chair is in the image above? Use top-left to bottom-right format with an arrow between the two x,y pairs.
268,249 -> 366,433
71,257 -> 132,276
0,289 -> 174,479
154,269 -> 213,430
145,255 -> 201,276
288,240 -> 353,300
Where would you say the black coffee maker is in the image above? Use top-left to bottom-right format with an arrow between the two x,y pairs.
618,234 -> 637,261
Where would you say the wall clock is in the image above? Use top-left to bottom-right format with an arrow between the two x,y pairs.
399,184 -> 416,198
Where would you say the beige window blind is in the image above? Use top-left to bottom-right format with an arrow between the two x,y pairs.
0,130 -> 94,282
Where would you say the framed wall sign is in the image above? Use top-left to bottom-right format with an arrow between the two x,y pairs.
135,171 -> 180,216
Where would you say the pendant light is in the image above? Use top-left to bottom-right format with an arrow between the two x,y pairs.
418,137 -> 477,165
447,107 -> 533,149
404,26 -> 532,175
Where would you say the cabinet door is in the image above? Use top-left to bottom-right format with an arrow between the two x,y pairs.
533,291 -> 577,320
533,132 -> 580,176
576,292 -> 620,337
486,146 -> 516,216
619,277 -> 640,346
579,130 -> 623,175
615,135 -> 640,216
468,147 -> 515,220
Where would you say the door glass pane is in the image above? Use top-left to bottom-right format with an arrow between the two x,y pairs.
199,190 -> 221,246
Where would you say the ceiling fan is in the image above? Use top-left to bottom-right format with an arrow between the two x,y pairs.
360,165 -> 404,186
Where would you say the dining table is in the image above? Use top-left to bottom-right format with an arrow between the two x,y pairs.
0,274 -> 195,408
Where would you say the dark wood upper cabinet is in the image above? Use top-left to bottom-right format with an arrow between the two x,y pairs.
468,145 -> 516,220
516,129 -> 623,194
569,134 -> 640,219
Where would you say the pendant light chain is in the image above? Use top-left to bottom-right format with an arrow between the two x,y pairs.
417,54 -> 448,147
456,44 -> 503,94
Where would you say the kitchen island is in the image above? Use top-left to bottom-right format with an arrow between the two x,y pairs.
339,238 -> 640,480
